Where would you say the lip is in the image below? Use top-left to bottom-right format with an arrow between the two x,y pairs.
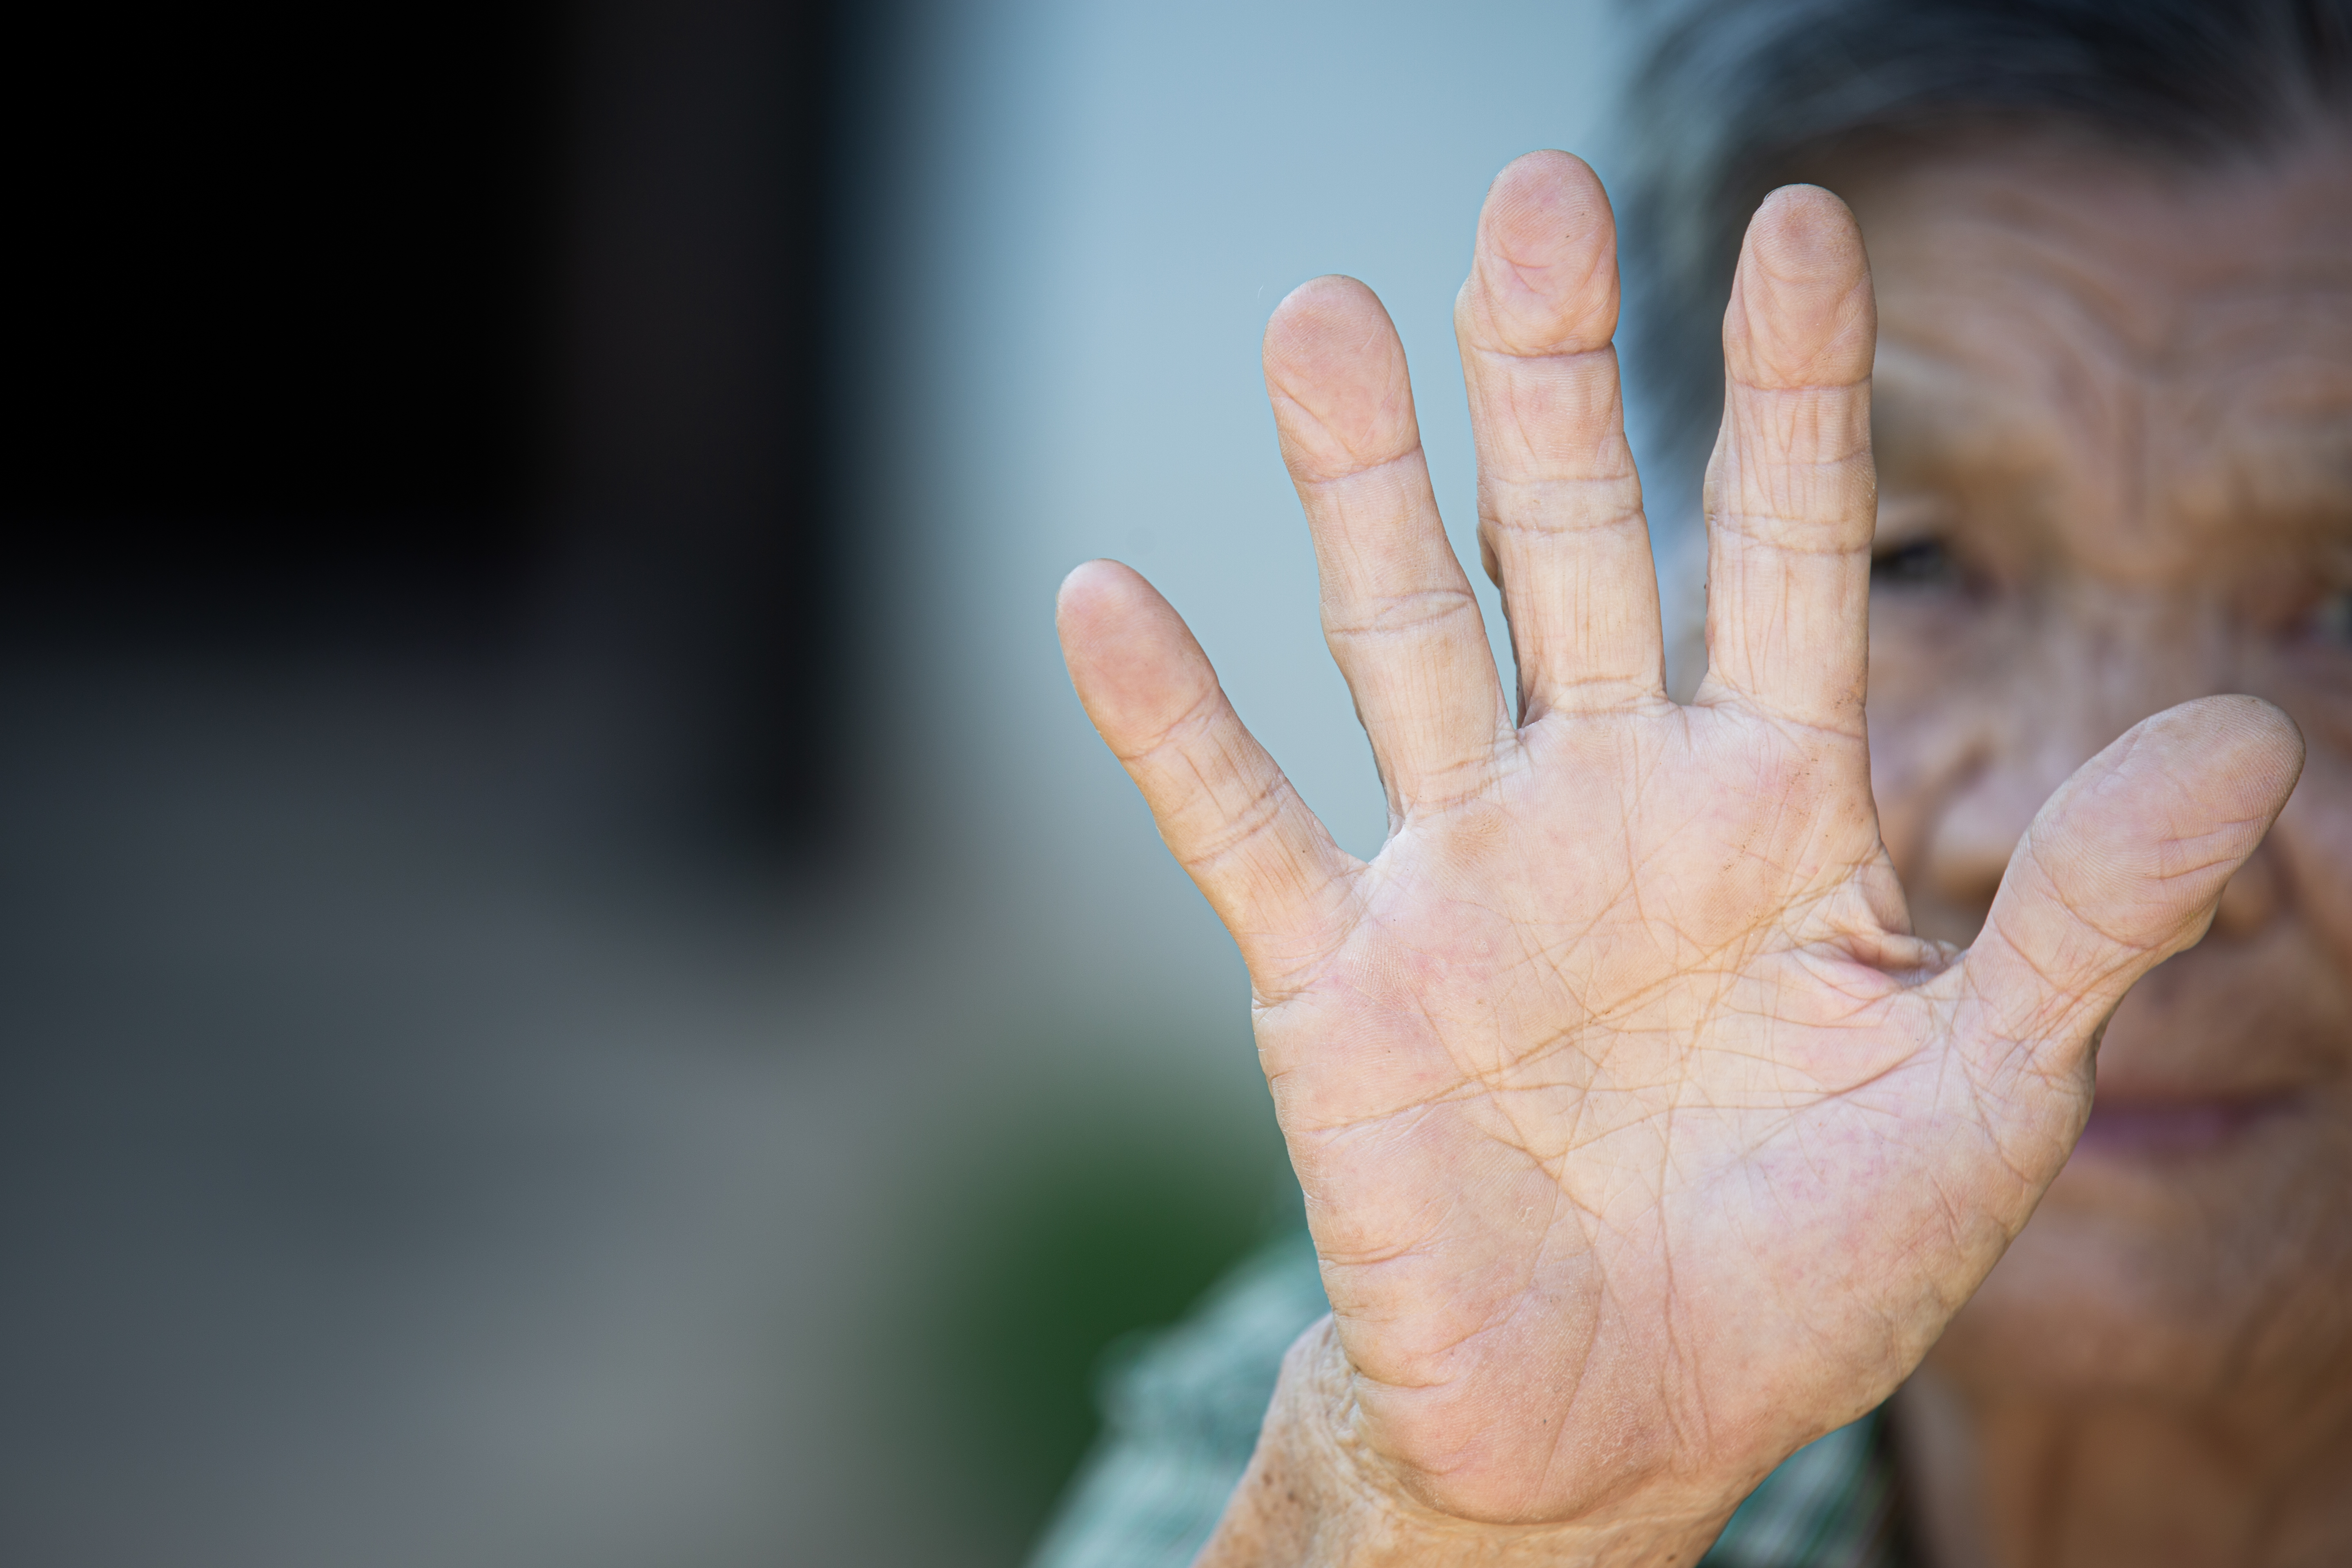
2071,1092 -> 2303,1160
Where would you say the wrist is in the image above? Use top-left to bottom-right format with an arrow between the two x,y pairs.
1196,1318 -> 1728,1568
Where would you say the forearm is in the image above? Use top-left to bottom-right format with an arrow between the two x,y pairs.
1194,1319 -> 1728,1568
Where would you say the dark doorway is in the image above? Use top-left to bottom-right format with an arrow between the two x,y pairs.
4,0 -> 857,855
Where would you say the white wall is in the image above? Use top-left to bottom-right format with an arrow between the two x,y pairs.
871,0 -> 1631,1091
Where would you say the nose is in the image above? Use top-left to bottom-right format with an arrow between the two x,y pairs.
1915,590 -> 2276,938
1922,755 -> 2054,916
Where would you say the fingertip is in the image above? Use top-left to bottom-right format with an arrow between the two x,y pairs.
2183,691 -> 2304,754
2134,694 -> 2306,813
1270,270 -> 1373,343
1482,150 -> 1610,254
1750,185 -> 1864,275
1056,557 -> 1145,627
1971,691 -> 2312,1052
1264,274 -> 1389,368
1492,146 -> 1599,189
2026,695 -> 2307,937
1724,184 -> 1875,390
1055,561 -> 1211,737
1057,558 -> 1174,664
1263,274 -> 1417,478
1466,149 -> 1617,354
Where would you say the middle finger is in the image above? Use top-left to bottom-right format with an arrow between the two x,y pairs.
1456,150 -> 1666,724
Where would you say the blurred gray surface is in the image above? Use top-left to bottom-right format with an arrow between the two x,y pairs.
0,658 -> 893,1566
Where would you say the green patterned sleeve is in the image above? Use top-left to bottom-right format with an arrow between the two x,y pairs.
1700,1408 -> 1907,1568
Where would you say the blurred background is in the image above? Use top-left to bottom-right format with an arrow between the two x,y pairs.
2,2 -> 1621,1562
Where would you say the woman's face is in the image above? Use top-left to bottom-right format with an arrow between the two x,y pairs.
1847,129 -> 2352,1403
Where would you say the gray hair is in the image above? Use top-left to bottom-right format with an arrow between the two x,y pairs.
1618,0 -> 2352,533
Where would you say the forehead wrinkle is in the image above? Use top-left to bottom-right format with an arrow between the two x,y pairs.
1862,166 -> 2352,578
2159,398 -> 2352,557
1874,179 -> 2193,361
1855,131 -> 2352,373
1880,294 -> 2352,561
1870,277 -> 2147,549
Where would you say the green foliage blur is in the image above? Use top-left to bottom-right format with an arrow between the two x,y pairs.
920,1088 -> 1295,1555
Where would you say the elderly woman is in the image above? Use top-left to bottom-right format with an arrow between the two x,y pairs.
1037,2 -> 2352,1564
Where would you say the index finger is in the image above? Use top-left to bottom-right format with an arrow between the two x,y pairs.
1692,185 -> 1878,735
1265,278 -> 1512,814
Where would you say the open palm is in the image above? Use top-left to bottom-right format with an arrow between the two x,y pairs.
1056,154 -> 2301,1533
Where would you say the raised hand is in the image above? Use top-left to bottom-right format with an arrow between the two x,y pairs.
1055,152 -> 2303,1557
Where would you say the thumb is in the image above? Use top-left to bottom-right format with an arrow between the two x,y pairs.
1957,695 -> 2304,1080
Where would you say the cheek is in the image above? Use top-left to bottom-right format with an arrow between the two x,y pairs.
1933,1207 -> 2236,1394
1933,1098 -> 2352,1398
1864,597 -> 2000,876
2269,695 -> 2352,974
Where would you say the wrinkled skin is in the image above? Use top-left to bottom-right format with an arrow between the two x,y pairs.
1854,134 -> 2352,1567
1056,146 -> 2324,1565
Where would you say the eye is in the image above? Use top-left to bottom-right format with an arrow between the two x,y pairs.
1871,537 -> 1962,590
